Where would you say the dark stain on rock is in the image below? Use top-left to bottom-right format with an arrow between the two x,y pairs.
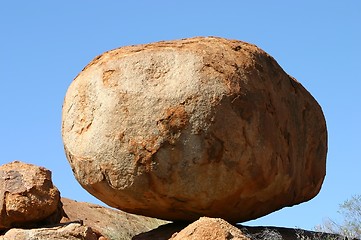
102,69 -> 117,87
157,105 -> 189,144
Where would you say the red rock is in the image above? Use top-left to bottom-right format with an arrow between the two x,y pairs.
62,37 -> 327,222
0,161 -> 61,230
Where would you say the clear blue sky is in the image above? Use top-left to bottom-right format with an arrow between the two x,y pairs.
1,1 -> 360,231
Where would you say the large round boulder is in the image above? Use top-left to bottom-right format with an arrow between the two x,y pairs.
62,37 -> 327,222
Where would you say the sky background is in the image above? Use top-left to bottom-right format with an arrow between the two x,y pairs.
1,1 -> 360,231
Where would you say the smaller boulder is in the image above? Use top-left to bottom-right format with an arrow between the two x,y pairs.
0,161 -> 61,230
170,217 -> 250,240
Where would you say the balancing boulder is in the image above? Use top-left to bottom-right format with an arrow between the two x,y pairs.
62,37 -> 327,222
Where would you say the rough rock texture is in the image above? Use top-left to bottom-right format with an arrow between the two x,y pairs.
0,223 -> 97,240
170,217 -> 250,240
134,222 -> 347,240
60,197 -> 168,240
0,161 -> 61,230
62,36 -> 327,222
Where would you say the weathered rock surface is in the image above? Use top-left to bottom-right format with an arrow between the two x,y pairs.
135,220 -> 347,240
60,197 -> 168,240
0,223 -> 97,240
62,36 -> 327,222
0,161 -> 61,230
170,217 -> 250,240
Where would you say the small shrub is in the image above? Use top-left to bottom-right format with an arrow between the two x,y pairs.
315,195 -> 361,239
243,228 -> 283,240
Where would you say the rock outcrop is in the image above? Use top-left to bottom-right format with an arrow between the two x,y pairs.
0,161 -> 61,230
134,220 -> 347,240
62,36 -> 327,222
0,223 -> 97,240
61,197 -> 168,240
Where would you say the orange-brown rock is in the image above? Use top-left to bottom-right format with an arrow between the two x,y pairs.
62,37 -> 327,222
60,197 -> 167,239
0,161 -> 61,230
170,217 -> 250,240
